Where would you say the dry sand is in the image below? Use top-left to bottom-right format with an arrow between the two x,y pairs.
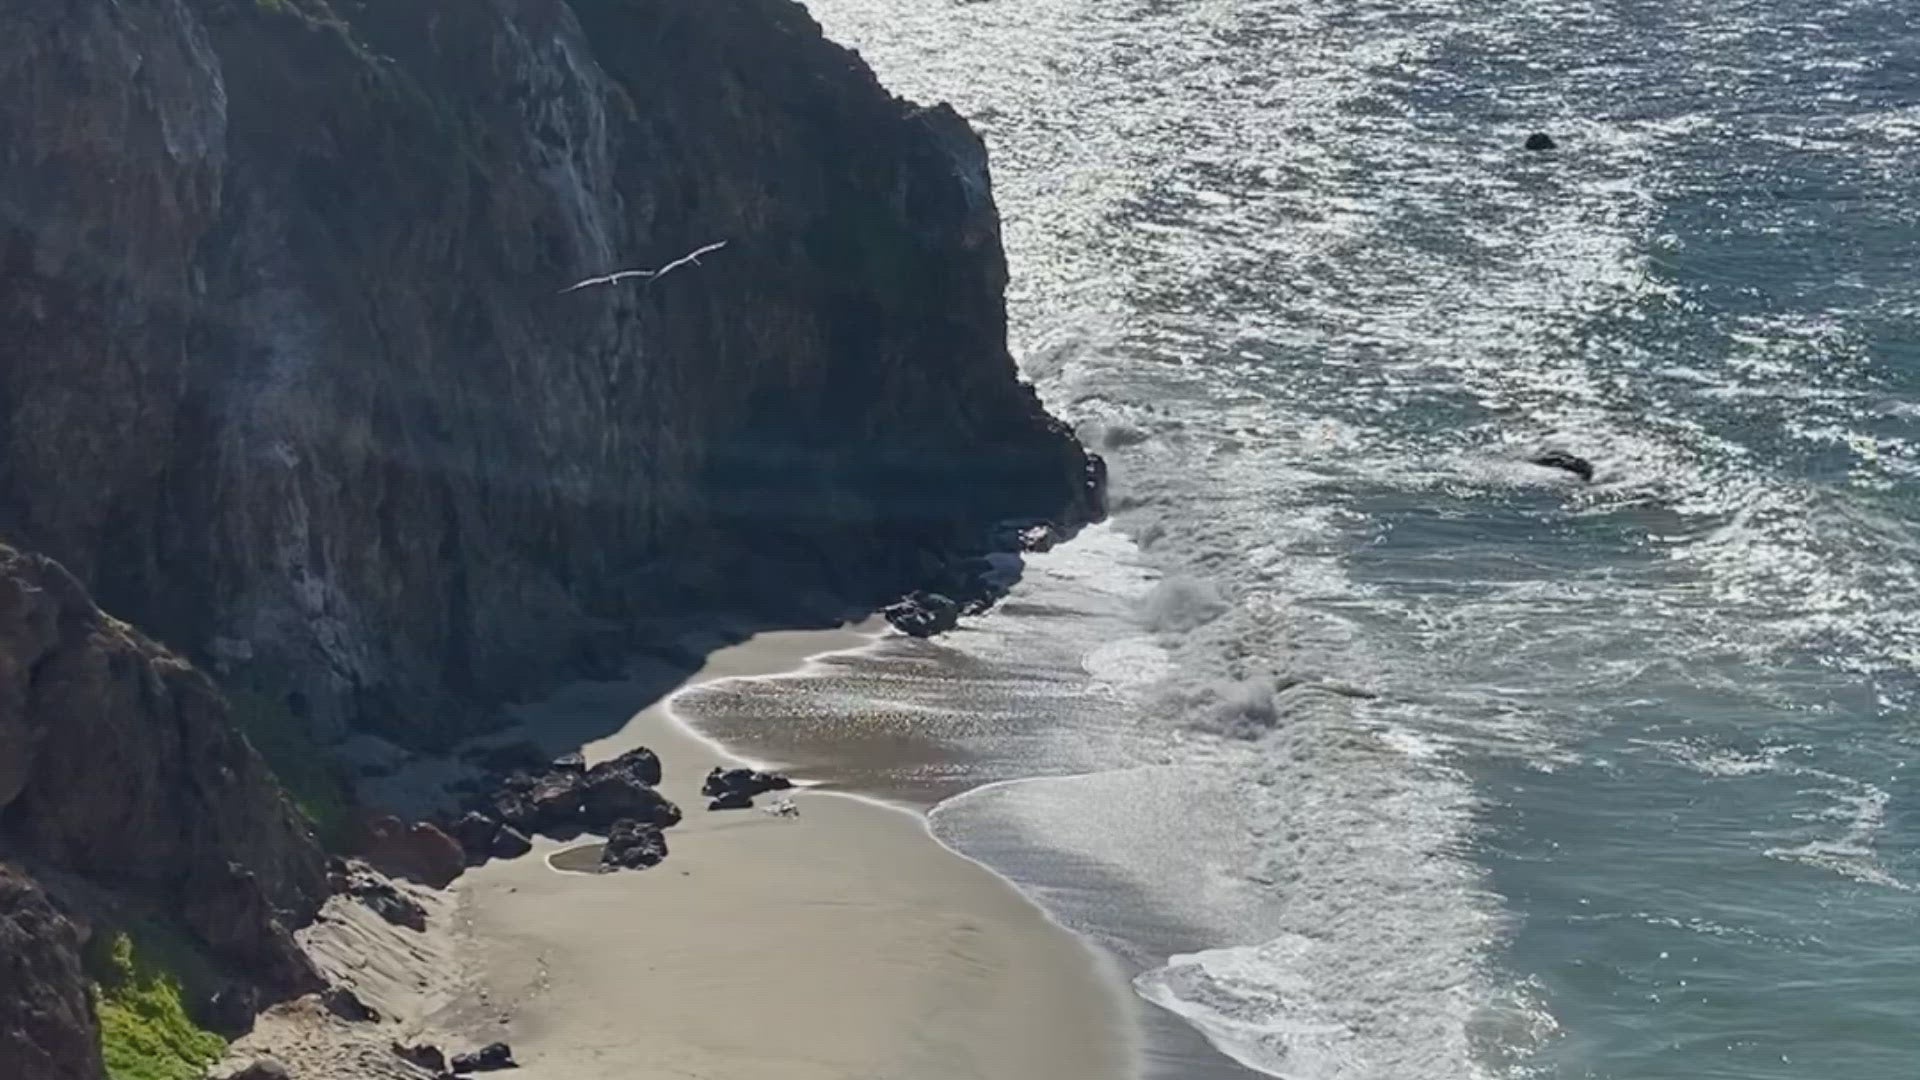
453,626 -> 1136,1080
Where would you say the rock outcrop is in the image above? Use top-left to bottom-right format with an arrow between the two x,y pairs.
0,0 -> 1104,753
0,866 -> 102,1080
0,547 -> 327,993
598,820 -> 669,871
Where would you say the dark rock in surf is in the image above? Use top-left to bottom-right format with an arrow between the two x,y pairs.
702,767 -> 793,806
884,590 -> 961,637
599,820 -> 669,871
1524,131 -> 1558,151
549,751 -> 586,774
1530,450 -> 1594,482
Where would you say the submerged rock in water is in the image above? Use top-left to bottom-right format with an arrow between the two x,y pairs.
1525,131 -> 1558,151
600,821 -> 669,871
885,590 -> 961,637
1530,450 -> 1595,482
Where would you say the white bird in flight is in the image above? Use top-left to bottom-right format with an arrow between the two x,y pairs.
559,240 -> 728,294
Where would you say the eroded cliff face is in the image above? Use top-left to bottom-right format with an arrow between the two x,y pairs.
0,867 -> 102,1080
0,0 -> 1101,750
0,546 -> 327,995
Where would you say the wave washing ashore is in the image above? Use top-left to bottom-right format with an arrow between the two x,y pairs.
686,0 -> 1920,1078
450,629 -> 1133,1080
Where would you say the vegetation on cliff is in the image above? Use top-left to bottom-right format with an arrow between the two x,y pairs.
87,928 -> 225,1080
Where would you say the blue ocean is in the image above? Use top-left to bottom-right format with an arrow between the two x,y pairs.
684,0 -> 1920,1075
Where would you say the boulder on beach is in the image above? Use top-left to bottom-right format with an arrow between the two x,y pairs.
1524,131 -> 1557,151
586,745 -> 663,787
599,820 -> 669,871
581,772 -> 681,831
884,590 -> 960,637
450,811 -> 504,867
489,824 -> 533,860
526,770 -> 588,834
702,766 -> 793,804
450,1041 -> 517,1073
707,790 -> 755,811
360,817 -> 465,888
392,1041 -> 446,1073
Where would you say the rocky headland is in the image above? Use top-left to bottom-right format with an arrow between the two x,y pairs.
0,0 -> 1105,1076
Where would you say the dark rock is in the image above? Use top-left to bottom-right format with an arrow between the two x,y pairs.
320,985 -> 380,1023
392,1041 -> 447,1073
708,790 -> 755,811
549,751 -> 587,774
490,788 -> 540,833
599,820 -> 669,871
580,773 -> 681,832
702,767 -> 794,803
1530,450 -> 1595,482
450,1041 -> 517,1073
347,877 -> 427,932
577,748 -> 674,832
586,746 -> 662,788
361,817 -> 466,888
489,825 -> 533,861
525,771 -> 588,834
884,591 -> 961,637
0,865 -> 101,1080
1524,131 -> 1558,151
205,981 -> 263,1036
449,812 -> 504,867
0,549 -> 327,991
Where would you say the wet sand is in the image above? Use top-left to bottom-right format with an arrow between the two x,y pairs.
455,626 -> 1136,1079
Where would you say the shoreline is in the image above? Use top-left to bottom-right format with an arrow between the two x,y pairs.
452,625 -> 1139,1079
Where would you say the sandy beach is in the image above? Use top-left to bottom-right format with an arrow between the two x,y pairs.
451,626 -> 1135,1080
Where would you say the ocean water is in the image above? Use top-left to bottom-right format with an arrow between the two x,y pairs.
686,0 -> 1920,1077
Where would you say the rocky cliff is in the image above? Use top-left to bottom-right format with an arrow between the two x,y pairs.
0,547 -> 326,977
0,0 -> 1103,751
0,544 -> 328,1077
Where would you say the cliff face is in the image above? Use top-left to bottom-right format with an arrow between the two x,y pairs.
0,0 -> 1102,749
0,867 -> 102,1080
0,547 -> 327,994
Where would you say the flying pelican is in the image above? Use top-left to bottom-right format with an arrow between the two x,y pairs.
558,240 -> 728,294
